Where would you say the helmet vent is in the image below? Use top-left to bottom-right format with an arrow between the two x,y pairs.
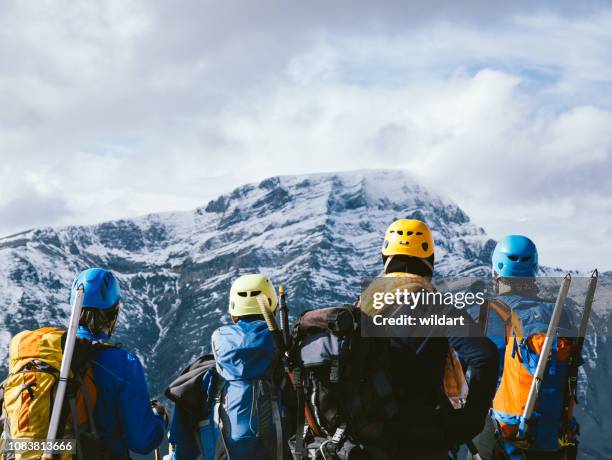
397,230 -> 403,235
416,232 -> 423,235
508,255 -> 519,261
237,292 -> 248,297
406,231 -> 413,235
521,256 -> 531,262
422,243 -> 429,251
249,290 -> 261,297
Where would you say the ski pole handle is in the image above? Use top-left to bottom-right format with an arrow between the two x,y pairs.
42,286 -> 85,459
279,286 -> 291,348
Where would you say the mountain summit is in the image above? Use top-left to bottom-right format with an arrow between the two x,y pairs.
0,170 -> 493,380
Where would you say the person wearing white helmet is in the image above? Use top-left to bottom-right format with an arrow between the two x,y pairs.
167,274 -> 285,460
227,273 -> 278,320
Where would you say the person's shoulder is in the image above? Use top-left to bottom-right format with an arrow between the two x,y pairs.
93,345 -> 142,370
215,320 -> 268,335
214,323 -> 235,334
212,323 -> 233,340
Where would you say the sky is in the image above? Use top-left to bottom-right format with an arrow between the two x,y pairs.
0,1 -> 611,271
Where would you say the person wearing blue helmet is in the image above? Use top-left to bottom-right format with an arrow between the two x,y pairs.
471,235 -> 539,460
73,268 -> 167,459
492,234 -> 539,288
472,237 -> 578,460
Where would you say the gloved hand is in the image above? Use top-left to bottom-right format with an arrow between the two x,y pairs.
151,399 -> 170,426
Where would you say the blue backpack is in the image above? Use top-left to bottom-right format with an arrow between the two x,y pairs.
196,320 -> 285,460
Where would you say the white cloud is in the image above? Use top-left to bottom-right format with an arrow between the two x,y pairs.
0,1 -> 611,270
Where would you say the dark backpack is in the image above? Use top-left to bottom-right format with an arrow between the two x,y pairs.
287,305 -> 398,460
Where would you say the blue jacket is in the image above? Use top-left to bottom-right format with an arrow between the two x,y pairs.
77,327 -> 167,456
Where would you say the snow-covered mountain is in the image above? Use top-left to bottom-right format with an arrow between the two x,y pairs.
0,170 -> 609,458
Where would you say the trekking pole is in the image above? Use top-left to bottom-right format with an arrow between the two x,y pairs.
42,286 -> 85,460
257,294 -> 311,460
568,269 -> 598,405
279,285 -> 291,349
256,294 -> 300,460
518,274 -> 572,439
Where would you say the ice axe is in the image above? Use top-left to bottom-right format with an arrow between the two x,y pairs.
568,269 -> 598,405
42,286 -> 85,460
518,273 -> 572,439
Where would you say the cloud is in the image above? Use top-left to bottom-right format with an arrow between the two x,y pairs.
0,1 -> 611,270
0,189 -> 72,236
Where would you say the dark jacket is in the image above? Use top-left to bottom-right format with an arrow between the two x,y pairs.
379,276 -> 499,456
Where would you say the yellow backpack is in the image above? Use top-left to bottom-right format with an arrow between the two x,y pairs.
1,328 -> 103,459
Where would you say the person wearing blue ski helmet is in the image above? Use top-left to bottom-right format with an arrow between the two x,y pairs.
72,268 -> 123,337
492,235 -> 538,278
71,267 -> 168,456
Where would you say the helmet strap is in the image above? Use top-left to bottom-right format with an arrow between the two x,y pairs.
383,255 -> 394,273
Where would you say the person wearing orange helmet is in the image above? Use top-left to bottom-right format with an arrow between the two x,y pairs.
373,219 -> 498,459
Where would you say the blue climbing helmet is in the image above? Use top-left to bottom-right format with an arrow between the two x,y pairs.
70,268 -> 122,309
492,235 -> 539,278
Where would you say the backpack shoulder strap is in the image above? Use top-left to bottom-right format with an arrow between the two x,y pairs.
213,379 -> 231,460
488,297 -> 512,321
486,297 -> 517,342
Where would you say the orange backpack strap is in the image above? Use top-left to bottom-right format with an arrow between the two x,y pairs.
488,299 -> 514,342
488,299 -> 511,322
63,341 -> 119,436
